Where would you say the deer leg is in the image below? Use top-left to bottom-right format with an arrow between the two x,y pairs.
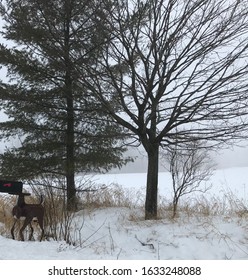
28,223 -> 34,241
40,227 -> 44,242
11,220 -> 17,240
20,218 -> 32,241
37,217 -> 44,241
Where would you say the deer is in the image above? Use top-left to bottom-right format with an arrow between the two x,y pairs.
11,193 -> 45,241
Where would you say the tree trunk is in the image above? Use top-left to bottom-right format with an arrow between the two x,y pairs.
64,3 -> 76,211
65,92 -> 76,211
66,167 -> 76,211
65,65 -> 76,210
145,145 -> 159,220
172,197 -> 178,219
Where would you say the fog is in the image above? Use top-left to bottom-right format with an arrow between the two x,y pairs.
111,144 -> 248,174
213,146 -> 248,169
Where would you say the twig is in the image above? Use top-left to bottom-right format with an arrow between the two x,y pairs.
135,235 -> 154,249
75,218 -> 107,249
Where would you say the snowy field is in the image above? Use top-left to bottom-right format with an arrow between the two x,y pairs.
0,167 -> 248,260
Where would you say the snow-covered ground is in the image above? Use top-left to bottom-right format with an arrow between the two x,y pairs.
0,167 -> 248,260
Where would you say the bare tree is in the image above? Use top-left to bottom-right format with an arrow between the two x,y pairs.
165,139 -> 214,218
84,0 -> 248,219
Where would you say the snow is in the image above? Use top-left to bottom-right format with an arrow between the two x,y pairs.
1,166 -> 248,260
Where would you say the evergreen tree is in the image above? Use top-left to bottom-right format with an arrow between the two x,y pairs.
0,0 -> 129,209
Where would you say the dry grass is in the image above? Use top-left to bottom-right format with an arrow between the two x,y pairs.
80,183 -> 144,209
157,189 -> 248,221
1,183 -> 248,240
0,195 -> 16,237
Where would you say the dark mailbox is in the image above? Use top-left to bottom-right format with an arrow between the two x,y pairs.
0,180 -> 23,194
